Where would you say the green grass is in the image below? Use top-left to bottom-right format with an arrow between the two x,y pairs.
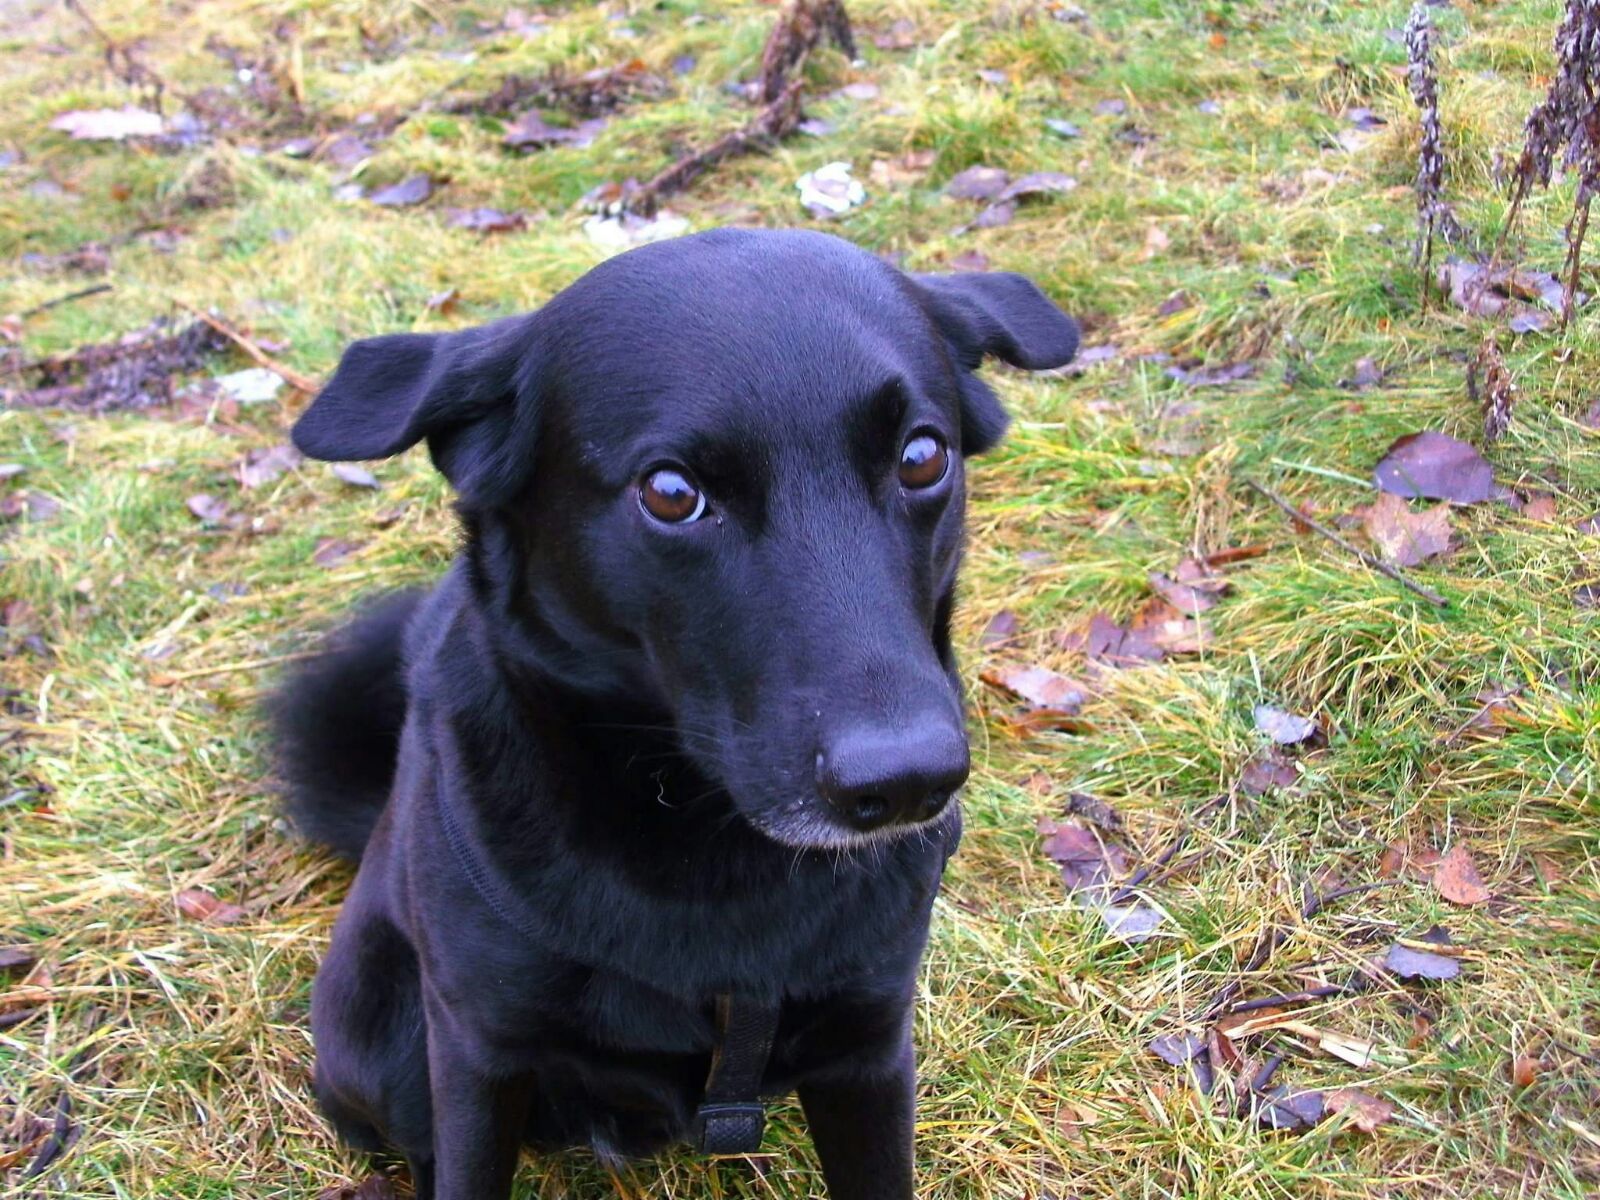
3,0 -> 1598,1197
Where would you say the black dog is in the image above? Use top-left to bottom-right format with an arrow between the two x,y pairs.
273,228 -> 1077,1199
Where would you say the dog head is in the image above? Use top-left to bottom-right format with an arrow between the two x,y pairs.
294,230 -> 1077,849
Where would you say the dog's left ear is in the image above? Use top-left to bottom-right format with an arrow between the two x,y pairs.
292,314 -> 541,506
910,273 -> 1079,454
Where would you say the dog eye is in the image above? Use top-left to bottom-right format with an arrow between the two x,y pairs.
898,432 -> 949,490
639,466 -> 707,523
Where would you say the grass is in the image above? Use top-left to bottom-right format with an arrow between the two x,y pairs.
2,0 -> 1598,1196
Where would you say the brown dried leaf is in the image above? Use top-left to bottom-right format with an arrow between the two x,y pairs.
982,663 -> 1087,712
315,1175 -> 397,1200
1434,845 -> 1491,906
1511,1054 -> 1542,1088
1038,818 -> 1130,891
1240,751 -> 1297,795
175,887 -> 246,925
1360,492 -> 1453,567
312,537 -> 363,568
1325,1088 -> 1395,1133
234,443 -> 303,489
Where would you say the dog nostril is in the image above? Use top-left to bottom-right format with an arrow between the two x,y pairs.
851,794 -> 889,826
919,789 -> 951,817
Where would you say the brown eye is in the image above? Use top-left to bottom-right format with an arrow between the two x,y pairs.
898,432 -> 949,490
639,466 -> 706,523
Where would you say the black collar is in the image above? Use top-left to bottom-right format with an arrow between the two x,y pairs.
431,780 -> 779,1155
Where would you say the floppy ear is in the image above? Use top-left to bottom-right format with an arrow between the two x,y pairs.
910,272 -> 1080,455
292,314 -> 540,505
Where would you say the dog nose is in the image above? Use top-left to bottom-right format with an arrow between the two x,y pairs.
817,721 -> 970,832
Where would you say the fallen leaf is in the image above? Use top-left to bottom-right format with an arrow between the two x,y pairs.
1095,98 -> 1128,116
1325,1088 -> 1395,1133
503,112 -> 606,150
1157,290 -> 1192,316
1099,902 -> 1163,943
1382,942 -> 1461,981
312,537 -> 363,568
969,201 -> 1015,229
1373,431 -> 1496,504
315,1175 -> 397,1200
1253,704 -> 1319,746
982,663 -> 1087,712
1531,852 -> 1562,887
1045,118 -> 1082,138
996,171 -> 1077,202
1521,494 -> 1558,521
235,443 -> 303,489
369,175 -> 433,208
446,207 -> 527,232
426,288 -> 460,314
1149,1032 -> 1206,1065
980,609 -> 1020,647
945,166 -> 1011,201
1,491 -> 61,521
0,946 -> 38,977
1142,224 -> 1171,259
1166,360 -> 1253,386
49,106 -> 163,140
1378,841 -> 1407,878
175,887 -> 246,925
1511,1054 -> 1542,1088
1360,492 -> 1453,567
1064,791 -> 1125,833
1129,596 -> 1209,654
872,18 -> 919,50
331,464 -> 381,490
186,493 -> 232,524
975,68 -> 1008,87
1038,819 -> 1129,891
1240,751 -> 1297,794
1149,567 -> 1228,614
1434,845 -> 1490,905
1257,1087 -> 1325,1130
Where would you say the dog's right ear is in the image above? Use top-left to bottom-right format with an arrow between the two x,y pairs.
292,314 -> 540,506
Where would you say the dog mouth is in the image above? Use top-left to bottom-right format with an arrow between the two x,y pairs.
741,792 -> 962,852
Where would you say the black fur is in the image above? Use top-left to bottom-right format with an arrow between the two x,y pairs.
272,229 -> 1078,1200
271,591 -> 419,859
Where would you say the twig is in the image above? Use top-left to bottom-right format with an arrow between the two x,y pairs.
1108,793 -> 1228,906
18,284 -> 112,319
171,300 -> 319,394
63,0 -> 169,112
1202,879 -> 1403,1018
1224,982 -> 1362,1016
629,80 -> 805,216
758,0 -> 856,102
149,650 -> 317,686
1244,479 -> 1448,607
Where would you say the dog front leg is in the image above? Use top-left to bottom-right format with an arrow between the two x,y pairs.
424,999 -> 530,1200
797,1038 -> 917,1200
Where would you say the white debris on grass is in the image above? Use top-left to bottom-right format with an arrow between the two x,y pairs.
795,161 -> 865,217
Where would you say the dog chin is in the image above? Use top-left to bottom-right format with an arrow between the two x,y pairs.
744,801 -> 959,852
